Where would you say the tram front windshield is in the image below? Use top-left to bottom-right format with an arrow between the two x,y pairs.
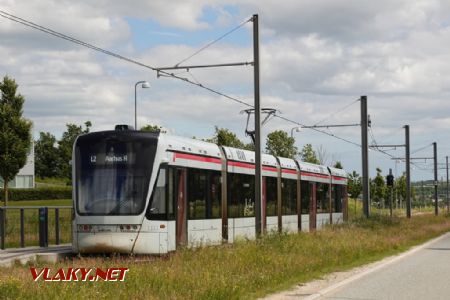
75,132 -> 157,216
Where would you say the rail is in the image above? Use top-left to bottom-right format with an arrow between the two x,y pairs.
0,206 -> 73,249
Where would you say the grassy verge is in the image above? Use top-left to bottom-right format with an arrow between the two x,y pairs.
1,213 -> 449,300
347,198 -> 444,219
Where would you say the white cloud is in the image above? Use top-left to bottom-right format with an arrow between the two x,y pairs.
100,1 -> 210,30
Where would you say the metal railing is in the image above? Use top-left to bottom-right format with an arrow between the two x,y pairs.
0,206 -> 72,249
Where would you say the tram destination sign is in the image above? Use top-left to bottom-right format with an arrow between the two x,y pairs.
89,154 -> 132,165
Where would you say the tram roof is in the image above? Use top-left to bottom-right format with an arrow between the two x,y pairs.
221,146 -> 278,167
277,157 -> 297,170
328,166 -> 347,178
296,161 -> 329,176
163,135 -> 222,158
161,134 -> 346,175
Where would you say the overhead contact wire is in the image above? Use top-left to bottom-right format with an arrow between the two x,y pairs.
174,17 -> 252,67
1,10 -> 376,153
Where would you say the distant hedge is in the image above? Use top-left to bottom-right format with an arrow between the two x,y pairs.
0,187 -> 72,201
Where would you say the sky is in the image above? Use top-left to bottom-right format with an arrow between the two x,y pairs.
1,0 -> 450,181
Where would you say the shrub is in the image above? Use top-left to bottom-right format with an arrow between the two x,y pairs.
0,187 -> 72,201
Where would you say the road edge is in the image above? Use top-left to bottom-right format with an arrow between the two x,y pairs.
304,231 -> 450,300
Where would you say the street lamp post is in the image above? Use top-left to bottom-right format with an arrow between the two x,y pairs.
290,126 -> 300,138
134,81 -> 150,130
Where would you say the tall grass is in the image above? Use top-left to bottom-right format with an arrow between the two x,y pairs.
1,213 -> 449,300
348,198 -> 443,219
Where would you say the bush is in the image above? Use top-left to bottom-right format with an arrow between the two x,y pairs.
0,187 -> 72,201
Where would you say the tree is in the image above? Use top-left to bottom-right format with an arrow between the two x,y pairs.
393,174 -> 417,208
348,170 -> 362,215
140,124 -> 161,132
395,172 -> 406,208
57,121 -> 91,182
265,130 -> 297,158
207,126 -> 253,150
0,76 -> 32,205
316,144 -> 329,165
300,144 -> 320,164
243,141 -> 255,151
333,161 -> 343,169
35,132 -> 59,178
371,167 -> 386,208
348,171 -> 362,199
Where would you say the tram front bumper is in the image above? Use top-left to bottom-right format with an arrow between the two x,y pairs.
77,227 -> 140,254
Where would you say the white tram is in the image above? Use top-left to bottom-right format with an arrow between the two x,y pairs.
72,126 -> 348,254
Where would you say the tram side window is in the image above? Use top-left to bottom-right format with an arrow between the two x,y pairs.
228,173 -> 255,218
282,178 -> 297,215
147,166 -> 169,220
316,183 -> 330,213
265,177 -> 277,216
187,169 -> 222,220
332,184 -> 343,213
209,171 -> 222,218
300,181 -> 310,214
187,169 -> 206,219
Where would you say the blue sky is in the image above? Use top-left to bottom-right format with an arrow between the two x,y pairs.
127,5 -> 252,52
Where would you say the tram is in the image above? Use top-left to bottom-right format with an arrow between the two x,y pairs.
72,125 -> 348,254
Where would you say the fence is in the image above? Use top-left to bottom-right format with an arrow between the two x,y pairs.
0,206 -> 72,249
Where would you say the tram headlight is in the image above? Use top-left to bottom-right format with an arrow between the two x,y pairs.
78,224 -> 140,232
78,224 -> 92,232
119,224 -> 141,232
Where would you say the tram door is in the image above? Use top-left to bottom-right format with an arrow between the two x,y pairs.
175,168 -> 187,246
309,182 -> 317,231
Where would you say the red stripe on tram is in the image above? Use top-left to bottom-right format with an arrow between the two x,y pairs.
228,161 -> 278,173
173,152 -> 222,164
282,169 -> 298,175
301,171 -> 330,179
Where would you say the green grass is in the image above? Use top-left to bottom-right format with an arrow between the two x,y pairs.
1,213 -> 450,300
347,198 -> 446,219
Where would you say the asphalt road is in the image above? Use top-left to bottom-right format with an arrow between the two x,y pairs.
319,232 -> 450,300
